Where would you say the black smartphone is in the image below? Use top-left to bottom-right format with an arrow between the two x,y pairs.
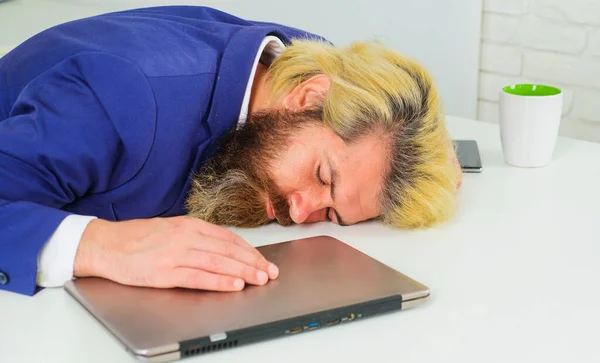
454,140 -> 482,173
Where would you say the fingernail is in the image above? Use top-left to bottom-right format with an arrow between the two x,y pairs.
257,271 -> 268,284
268,263 -> 279,279
234,279 -> 245,289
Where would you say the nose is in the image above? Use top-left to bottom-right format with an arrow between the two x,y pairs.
288,191 -> 327,224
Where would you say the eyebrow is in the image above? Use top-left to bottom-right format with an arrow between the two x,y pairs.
326,154 -> 347,226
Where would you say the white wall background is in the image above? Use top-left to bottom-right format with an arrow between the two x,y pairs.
3,0 -> 599,142
0,0 -> 482,120
478,0 -> 600,143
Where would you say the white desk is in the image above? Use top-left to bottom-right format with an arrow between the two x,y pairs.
2,116 -> 600,363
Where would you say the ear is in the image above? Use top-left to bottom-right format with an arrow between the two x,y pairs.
281,74 -> 331,111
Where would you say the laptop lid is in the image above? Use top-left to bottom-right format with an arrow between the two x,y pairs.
65,235 -> 429,361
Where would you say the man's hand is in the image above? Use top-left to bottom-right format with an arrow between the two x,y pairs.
74,216 -> 278,291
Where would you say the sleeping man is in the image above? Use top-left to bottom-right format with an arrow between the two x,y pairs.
0,6 -> 461,296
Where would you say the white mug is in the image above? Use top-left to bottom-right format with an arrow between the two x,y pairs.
499,84 -> 563,167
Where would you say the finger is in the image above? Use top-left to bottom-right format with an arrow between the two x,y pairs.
185,217 -> 264,258
179,217 -> 279,279
172,267 -> 246,292
191,235 -> 279,279
200,227 -> 280,279
178,250 -> 269,286
191,236 -> 272,278
202,223 -> 263,256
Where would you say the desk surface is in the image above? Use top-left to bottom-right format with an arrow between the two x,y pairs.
2,116 -> 600,363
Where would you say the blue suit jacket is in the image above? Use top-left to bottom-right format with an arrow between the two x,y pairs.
0,6 -> 320,295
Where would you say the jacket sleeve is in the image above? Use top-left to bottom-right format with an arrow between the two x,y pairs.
0,52 -> 156,295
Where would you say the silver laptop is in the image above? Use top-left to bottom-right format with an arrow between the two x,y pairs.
65,235 -> 429,362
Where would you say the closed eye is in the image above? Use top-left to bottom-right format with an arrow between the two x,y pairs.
316,165 -> 326,186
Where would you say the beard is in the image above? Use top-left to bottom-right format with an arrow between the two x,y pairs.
185,109 -> 322,227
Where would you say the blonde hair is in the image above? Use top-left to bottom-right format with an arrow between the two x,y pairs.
268,39 -> 460,228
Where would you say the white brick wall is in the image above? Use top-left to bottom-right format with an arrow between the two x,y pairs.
482,14 -> 521,43
575,88 -> 600,123
483,0 -> 530,15
591,29 -> 600,56
478,0 -> 600,143
534,0 -> 600,26
522,50 -> 600,88
480,43 -> 523,75
521,18 -> 587,54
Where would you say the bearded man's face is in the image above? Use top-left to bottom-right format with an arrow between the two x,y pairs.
186,109 -> 386,227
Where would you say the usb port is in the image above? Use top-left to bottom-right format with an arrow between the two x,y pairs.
290,327 -> 303,334
326,319 -> 341,326
307,322 -> 320,330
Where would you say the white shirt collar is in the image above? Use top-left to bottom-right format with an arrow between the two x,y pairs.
238,36 -> 286,125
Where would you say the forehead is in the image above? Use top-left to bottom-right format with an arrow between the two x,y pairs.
331,132 -> 389,224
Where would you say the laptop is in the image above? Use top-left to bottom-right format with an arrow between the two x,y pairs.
64,235 -> 430,362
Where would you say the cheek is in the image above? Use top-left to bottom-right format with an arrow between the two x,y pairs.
270,142 -> 314,193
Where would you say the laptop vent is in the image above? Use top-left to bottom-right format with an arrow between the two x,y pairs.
183,340 -> 239,357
